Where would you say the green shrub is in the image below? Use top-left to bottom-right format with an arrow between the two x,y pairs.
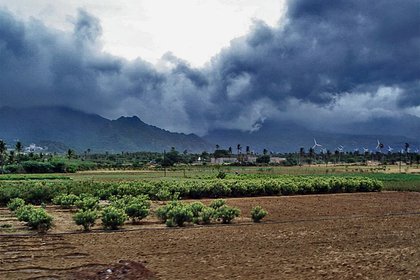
52,194 -> 79,208
21,161 -> 54,173
200,206 -> 215,224
251,206 -> 268,222
7,198 -> 26,212
26,208 -> 53,232
110,195 -> 151,223
209,199 -> 226,209
75,196 -> 99,211
214,205 -> 240,224
125,201 -> 150,223
15,205 -> 36,222
101,206 -> 127,230
73,210 -> 98,231
156,201 -> 194,227
189,202 -> 205,223
166,204 -> 193,227
156,200 -> 181,223
165,218 -> 176,227
156,188 -> 172,201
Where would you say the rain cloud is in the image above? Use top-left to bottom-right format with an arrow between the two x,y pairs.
0,0 -> 419,135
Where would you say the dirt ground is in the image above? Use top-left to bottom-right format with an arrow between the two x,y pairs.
1,192 -> 419,279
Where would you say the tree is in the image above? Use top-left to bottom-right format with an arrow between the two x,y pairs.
15,141 -> 23,155
67,149 -> 75,159
0,140 -> 7,170
256,155 -> 270,164
9,150 -> 15,163
214,149 -> 230,158
162,147 -> 181,167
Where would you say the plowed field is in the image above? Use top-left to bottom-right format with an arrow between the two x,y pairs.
1,192 -> 419,279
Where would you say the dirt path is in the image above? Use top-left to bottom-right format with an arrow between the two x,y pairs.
1,192 -> 419,279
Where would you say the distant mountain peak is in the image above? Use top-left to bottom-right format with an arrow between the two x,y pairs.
0,106 -> 212,153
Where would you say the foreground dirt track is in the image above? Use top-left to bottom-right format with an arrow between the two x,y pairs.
1,192 -> 419,279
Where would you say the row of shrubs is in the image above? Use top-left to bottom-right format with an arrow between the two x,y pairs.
8,194 -> 268,232
7,198 -> 53,232
0,176 -> 383,206
54,193 -> 267,230
3,160 -> 97,174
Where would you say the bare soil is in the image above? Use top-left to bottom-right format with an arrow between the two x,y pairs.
1,192 -> 419,279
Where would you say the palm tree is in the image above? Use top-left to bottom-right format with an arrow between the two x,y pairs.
237,144 -> 242,155
15,141 -> 23,154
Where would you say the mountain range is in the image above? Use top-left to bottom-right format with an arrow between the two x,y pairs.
0,106 -> 419,153
0,107 -> 211,153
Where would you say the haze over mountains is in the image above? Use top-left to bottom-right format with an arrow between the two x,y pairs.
0,106 -> 418,153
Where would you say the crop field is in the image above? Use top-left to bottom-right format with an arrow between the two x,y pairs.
0,165 -> 419,279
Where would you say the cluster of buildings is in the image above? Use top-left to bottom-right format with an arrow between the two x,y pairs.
210,155 -> 286,165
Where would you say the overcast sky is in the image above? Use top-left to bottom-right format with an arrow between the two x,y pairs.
0,0 -> 286,66
0,0 -> 419,135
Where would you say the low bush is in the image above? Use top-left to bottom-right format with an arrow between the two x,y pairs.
26,208 -> 53,232
210,199 -> 226,209
200,206 -> 215,224
166,204 -> 193,227
73,210 -> 98,231
101,206 -> 127,230
156,200 -> 181,223
110,195 -> 151,223
52,194 -> 79,208
189,202 -> 205,224
15,205 -> 36,222
250,206 -> 268,222
7,198 -> 26,212
75,196 -> 99,211
125,201 -> 150,223
214,205 -> 240,224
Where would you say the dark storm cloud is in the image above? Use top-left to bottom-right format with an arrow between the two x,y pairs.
0,0 -> 419,134
211,0 -> 420,105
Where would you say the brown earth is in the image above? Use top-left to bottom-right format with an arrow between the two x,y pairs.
0,192 -> 419,279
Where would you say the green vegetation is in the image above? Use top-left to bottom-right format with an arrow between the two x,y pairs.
73,210 -> 98,231
251,206 -> 268,222
0,176 -> 384,206
15,205 -> 36,223
164,203 -> 193,227
7,198 -> 26,212
156,199 -> 240,227
101,206 -> 128,230
74,196 -> 100,211
213,205 -> 241,224
111,195 -> 151,223
26,208 -> 53,232
52,194 -> 79,208
12,202 -> 53,233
